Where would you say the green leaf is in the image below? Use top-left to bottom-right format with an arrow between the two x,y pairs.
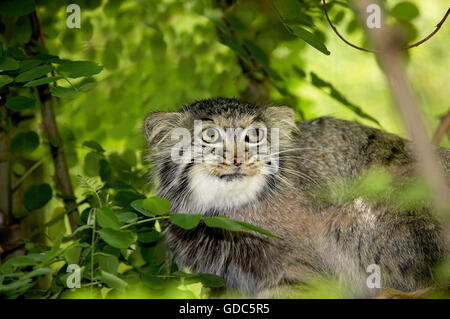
23,183 -> 52,210
109,152 -> 131,172
23,76 -> 62,87
137,229 -> 162,243
97,229 -> 135,249
333,11 -> 345,25
22,267 -> 54,279
0,57 -> 20,71
44,234 -> 63,263
96,270 -> 128,290
11,131 -> 39,154
49,86 -> 81,99
132,200 -> 151,216
142,196 -> 171,216
12,16 -> 32,45
140,273 -> 166,289
0,253 -> 47,272
77,81 -> 97,92
121,149 -> 137,167
15,64 -> 54,82
236,221 -> 280,239
5,96 -> 35,111
198,273 -> 226,288
95,253 -> 119,275
0,75 -> 13,87
0,279 -> 33,293
0,0 -> 36,17
272,0 -> 314,26
72,225 -> 92,236
116,212 -> 138,224
283,11 -> 314,27
203,216 -> 242,231
83,151 -> 101,177
17,59 -> 42,73
58,61 -> 103,78
99,159 -> 111,182
293,65 -> 306,78
115,191 -> 145,206
391,2 -> 419,21
83,140 -> 105,153
96,207 -> 121,230
65,245 -> 82,265
170,214 -> 202,230
7,47 -> 27,60
34,53 -> 62,63
141,241 -> 166,265
289,26 -> 330,55
310,72 -> 379,125
13,163 -> 25,175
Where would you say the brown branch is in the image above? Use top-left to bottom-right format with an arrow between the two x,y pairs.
322,0 -> 450,53
28,10 -> 78,232
350,0 -> 450,214
32,10 -> 46,47
432,111 -> 450,146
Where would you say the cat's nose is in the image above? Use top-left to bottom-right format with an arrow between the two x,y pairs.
222,152 -> 242,166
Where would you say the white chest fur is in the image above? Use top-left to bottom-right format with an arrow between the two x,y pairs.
188,170 -> 266,211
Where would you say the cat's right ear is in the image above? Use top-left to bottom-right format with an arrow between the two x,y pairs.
144,112 -> 180,146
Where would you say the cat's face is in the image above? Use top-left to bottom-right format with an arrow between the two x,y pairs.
144,98 -> 298,212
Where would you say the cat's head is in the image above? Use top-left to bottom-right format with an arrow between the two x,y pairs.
144,98 -> 299,213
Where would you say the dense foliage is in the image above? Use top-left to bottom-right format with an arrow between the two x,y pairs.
0,0 -> 449,298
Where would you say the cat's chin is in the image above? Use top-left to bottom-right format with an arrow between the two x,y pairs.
218,172 -> 247,181
188,170 -> 266,210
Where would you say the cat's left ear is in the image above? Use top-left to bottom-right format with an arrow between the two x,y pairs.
265,106 -> 297,128
144,112 -> 180,146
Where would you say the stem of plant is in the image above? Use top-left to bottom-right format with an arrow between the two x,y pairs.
90,208 -> 96,292
11,157 -> 46,193
120,216 -> 170,229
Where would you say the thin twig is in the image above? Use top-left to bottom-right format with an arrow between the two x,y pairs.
11,157 -> 46,193
120,216 -> 170,229
29,10 -> 79,231
350,0 -> 450,214
432,111 -> 450,146
322,0 -> 450,53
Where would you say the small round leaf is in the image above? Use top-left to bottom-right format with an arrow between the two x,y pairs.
6,96 -> 35,111
24,183 -> 52,210
170,214 -> 202,230
142,196 -> 171,216
11,131 -> 39,154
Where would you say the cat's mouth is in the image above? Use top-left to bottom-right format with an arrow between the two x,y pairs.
219,172 -> 247,181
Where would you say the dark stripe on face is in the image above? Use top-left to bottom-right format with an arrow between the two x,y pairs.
159,160 -> 175,189
171,161 -> 195,201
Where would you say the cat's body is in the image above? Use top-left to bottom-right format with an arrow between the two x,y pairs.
144,98 -> 448,298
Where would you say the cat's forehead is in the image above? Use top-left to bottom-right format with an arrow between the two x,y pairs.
182,98 -> 265,127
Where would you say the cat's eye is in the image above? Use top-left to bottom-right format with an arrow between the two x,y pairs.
202,127 -> 221,144
246,128 -> 265,144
